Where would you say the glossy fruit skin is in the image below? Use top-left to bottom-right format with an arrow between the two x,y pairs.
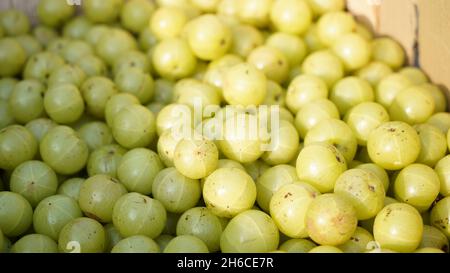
334,168 -> 385,220
294,99 -> 339,139
112,105 -> 156,149
203,168 -> 256,218
367,121 -> 421,170
305,193 -> 358,246
78,121 -> 114,152
40,126 -> 89,175
0,125 -> 37,170
33,195 -> 82,241
25,118 -> 57,143
375,73 -> 412,109
152,167 -> 201,213
173,137 -> 219,179
344,102 -> 390,146
111,235 -> 160,253
317,11 -> 355,46
279,238 -> 317,253
11,234 -> 58,253
374,203 -> 423,252
44,84 -> 85,124
419,225 -> 449,252
164,235 -> 209,253
286,74 -> 328,114
78,174 -> 127,223
96,29 -> 137,66
9,79 -> 45,124
0,191 -> 33,237
58,217 -> 106,253
82,0 -> 123,23
0,38 -> 26,77
112,192 -> 167,238
302,50 -> 344,88
256,164 -> 299,212
270,182 -> 320,238
337,227 -> 374,253
10,160 -> 58,207
87,144 -> 127,178
247,46 -> 290,84
389,85 -> 435,125
187,14 -> 232,61
152,38 -> 197,80
37,0 -> 75,27
430,197 -> 450,239
262,120 -> 299,165
117,148 -> 164,195
266,32 -> 308,67
304,118 -> 357,163
220,210 -> 279,253
371,38 -> 405,70
121,0 -> 155,33
223,63 -> 267,106
332,33 -> 371,71
331,77 -> 374,116
105,93 -> 140,127
176,207 -> 224,252
356,61 -> 393,88
309,245 -> 343,253
435,155 -> 450,197
81,76 -> 118,119
421,83 -> 447,113
57,178 -> 85,202
237,0 -> 273,28
270,0 -> 312,35
218,113 -> 265,163
394,164 -> 440,212
296,143 -> 347,193
48,64 -> 86,88
115,68 -> 154,104
24,51 -> 65,84
355,163 -> 390,192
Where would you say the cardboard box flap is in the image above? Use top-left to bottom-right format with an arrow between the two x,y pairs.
418,0 -> 450,100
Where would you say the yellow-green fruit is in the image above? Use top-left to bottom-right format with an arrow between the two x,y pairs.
331,76 -> 374,116
286,74 -> 328,114
304,118 -> 357,163
367,121 -> 421,170
419,225 -> 449,252
430,197 -> 450,239
414,124 -> 447,167
220,210 -> 279,253
270,182 -> 320,238
279,238 -> 316,253
371,37 -> 405,70
334,169 -> 385,220
305,193 -> 358,246
296,143 -> 347,193
373,203 -> 423,252
203,168 -> 256,218
344,102 -> 390,146
389,85 -> 435,125
309,245 -> 343,253
435,155 -> 450,197
393,163 -> 440,213
256,164 -> 298,213
337,227 -> 374,253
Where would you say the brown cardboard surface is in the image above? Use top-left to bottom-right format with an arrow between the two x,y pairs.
346,0 -> 417,65
417,0 -> 450,99
347,0 -> 450,99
